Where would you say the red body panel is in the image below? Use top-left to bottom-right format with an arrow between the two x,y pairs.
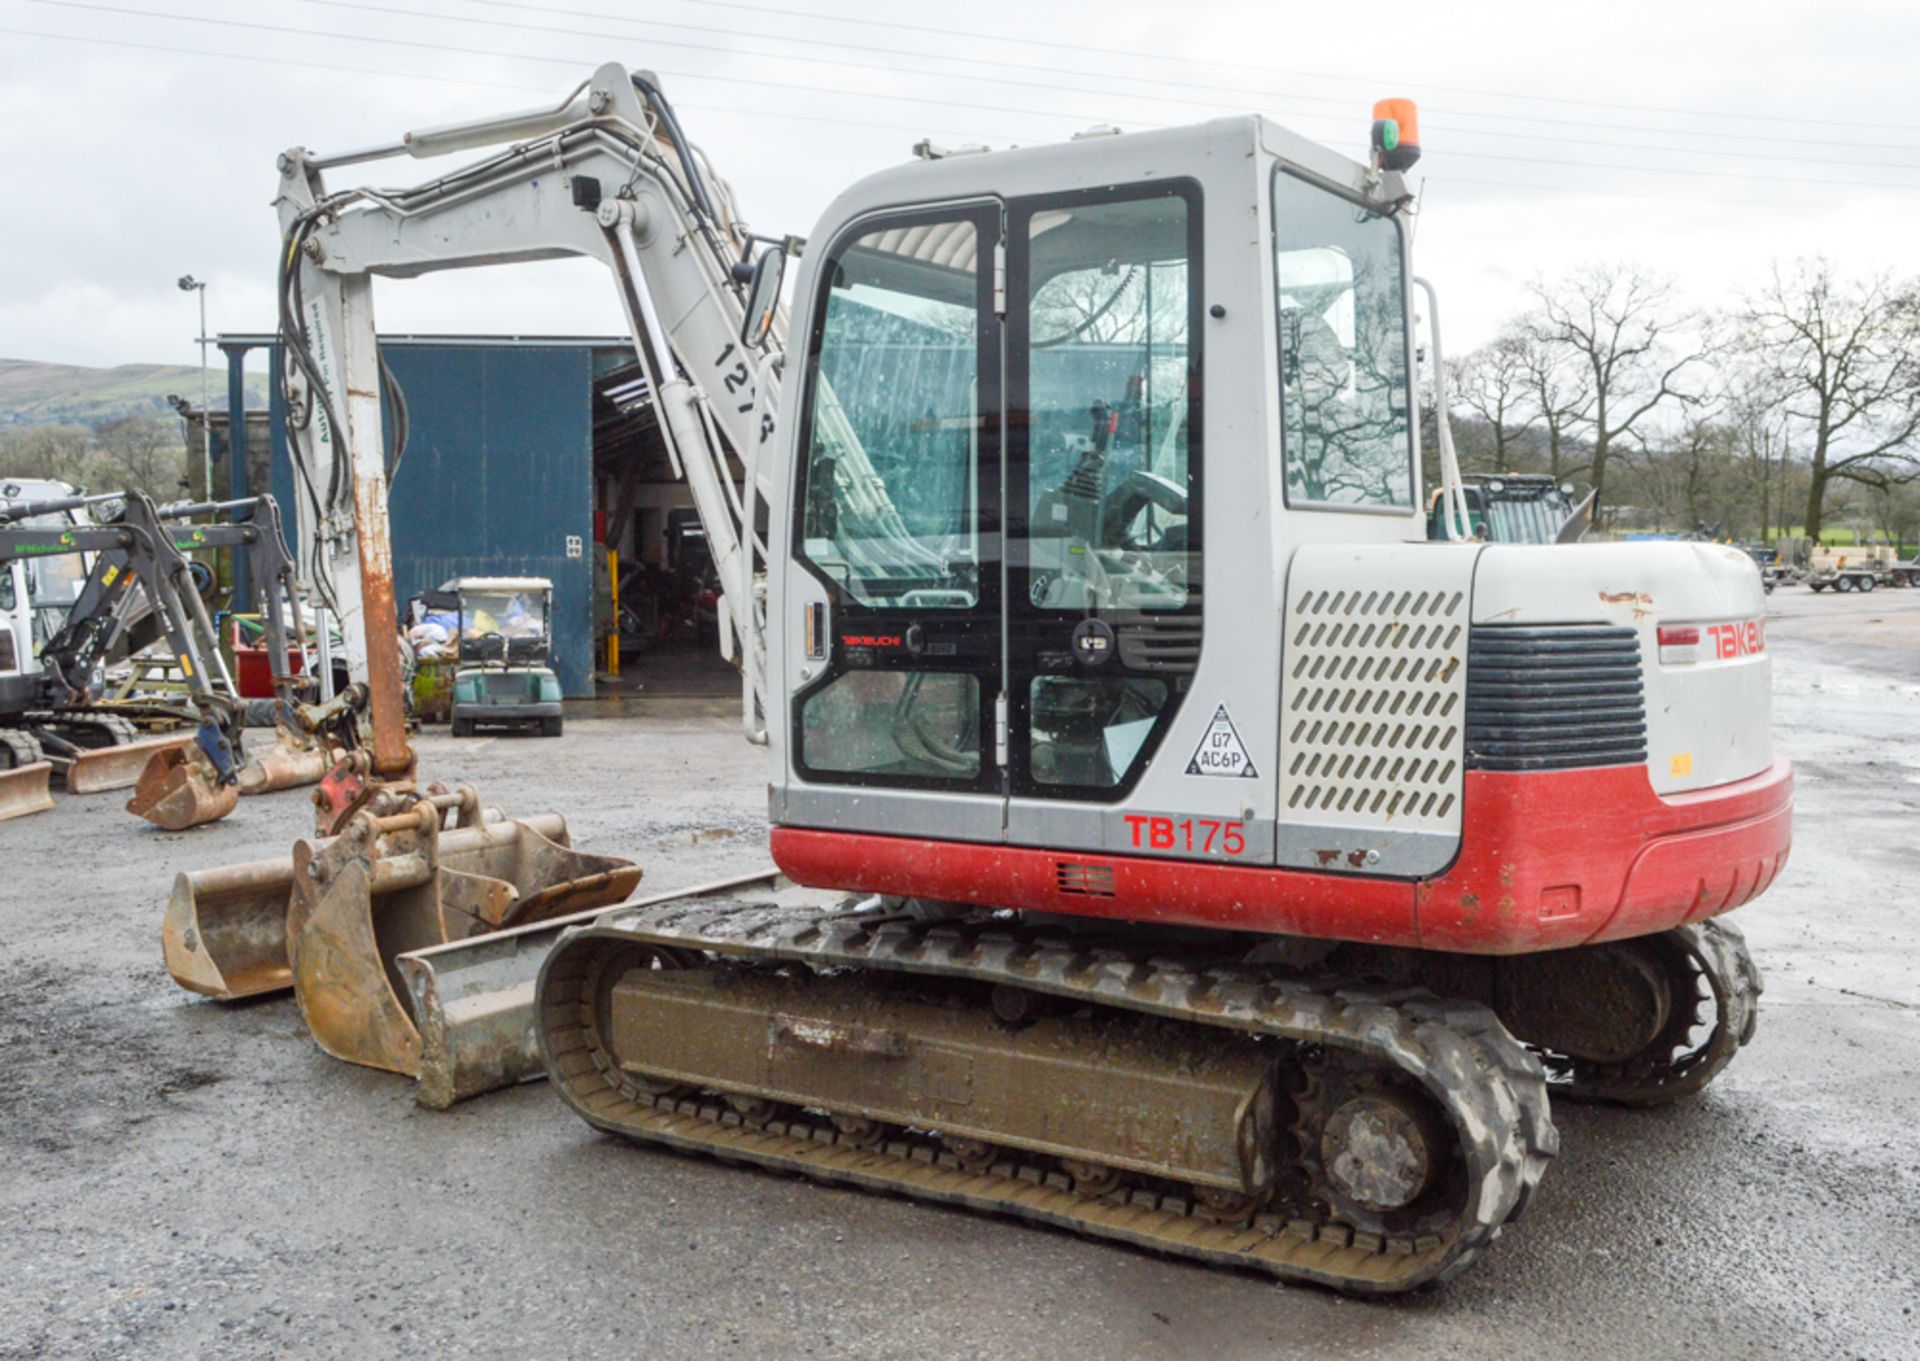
770,759 -> 1793,955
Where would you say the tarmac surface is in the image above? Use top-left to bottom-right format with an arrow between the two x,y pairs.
1,592 -> 1916,1360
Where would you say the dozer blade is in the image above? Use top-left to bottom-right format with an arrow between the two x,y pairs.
236,727 -> 329,796
0,761 -> 55,822
286,807 -> 638,1078
398,868 -> 785,1109
126,743 -> 239,830
64,733 -> 192,794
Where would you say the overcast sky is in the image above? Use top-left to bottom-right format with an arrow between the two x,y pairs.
2,0 -> 1915,371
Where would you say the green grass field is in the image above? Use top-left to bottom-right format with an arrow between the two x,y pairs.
0,357 -> 266,428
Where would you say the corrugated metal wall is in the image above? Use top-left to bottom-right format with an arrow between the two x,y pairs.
271,341 -> 597,696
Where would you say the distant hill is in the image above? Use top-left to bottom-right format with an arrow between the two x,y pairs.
0,358 -> 267,429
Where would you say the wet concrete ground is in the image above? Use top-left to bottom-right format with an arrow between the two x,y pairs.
1,591 -> 1916,1360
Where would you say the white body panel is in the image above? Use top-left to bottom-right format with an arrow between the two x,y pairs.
1473,542 -> 1772,795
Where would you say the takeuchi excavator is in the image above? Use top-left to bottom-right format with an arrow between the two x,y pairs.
201,68 -> 1788,1293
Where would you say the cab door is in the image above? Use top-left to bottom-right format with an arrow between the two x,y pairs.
1003,181 -> 1205,848
783,201 -> 1006,842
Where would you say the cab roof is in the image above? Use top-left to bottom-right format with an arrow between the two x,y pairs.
810,115 -> 1396,243
443,576 -> 553,593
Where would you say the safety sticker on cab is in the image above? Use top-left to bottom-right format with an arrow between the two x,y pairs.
1187,704 -> 1258,779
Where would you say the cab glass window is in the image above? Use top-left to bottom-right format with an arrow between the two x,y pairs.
801,671 -> 980,779
1025,193 -> 1193,612
798,217 -> 984,610
1273,170 -> 1414,509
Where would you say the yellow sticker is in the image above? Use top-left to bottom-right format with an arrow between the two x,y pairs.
101,565 -> 119,587
1670,752 -> 1693,777
178,655 -> 193,678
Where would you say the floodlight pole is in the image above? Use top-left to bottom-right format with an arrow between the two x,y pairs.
178,275 -> 211,500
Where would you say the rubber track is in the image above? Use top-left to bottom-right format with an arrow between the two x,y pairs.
1553,918 -> 1763,1106
538,902 -> 1559,1293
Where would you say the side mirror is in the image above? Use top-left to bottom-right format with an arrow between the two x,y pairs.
739,247 -> 785,350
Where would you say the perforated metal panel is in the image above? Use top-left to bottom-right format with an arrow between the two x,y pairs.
1275,544 -> 1479,877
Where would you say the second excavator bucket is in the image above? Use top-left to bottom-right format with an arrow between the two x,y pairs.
284,795 -> 640,1076
161,802 -> 558,1002
126,741 -> 240,830
64,733 -> 193,794
0,760 -> 55,822
162,851 -> 306,1000
236,724 -> 330,796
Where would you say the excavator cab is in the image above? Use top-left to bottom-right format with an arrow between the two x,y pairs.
765,116 -> 1786,951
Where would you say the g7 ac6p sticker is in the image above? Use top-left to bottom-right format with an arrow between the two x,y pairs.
1187,704 -> 1258,779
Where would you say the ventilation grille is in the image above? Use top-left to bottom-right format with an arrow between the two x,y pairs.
1056,861 -> 1116,897
1118,619 -> 1202,673
1466,625 -> 1647,771
1279,587 -> 1467,830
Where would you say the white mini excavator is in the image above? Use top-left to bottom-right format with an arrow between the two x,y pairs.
178,68 -> 1788,1292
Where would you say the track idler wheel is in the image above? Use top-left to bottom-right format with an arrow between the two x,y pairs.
126,743 -> 239,830
1299,1059 -> 1456,1238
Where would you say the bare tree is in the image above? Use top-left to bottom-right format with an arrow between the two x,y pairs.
0,424 -> 93,487
1741,258 -> 1920,541
1449,328 -> 1537,470
1723,368 -> 1793,543
1868,478 -> 1920,555
1516,323 -> 1593,481
1631,416 -> 1738,536
93,416 -> 189,500
1531,264 -> 1711,519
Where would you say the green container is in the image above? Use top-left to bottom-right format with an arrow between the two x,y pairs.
412,657 -> 459,724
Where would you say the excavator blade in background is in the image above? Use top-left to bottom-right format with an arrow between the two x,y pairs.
398,868 -> 786,1109
277,796 -> 638,1077
64,733 -> 193,794
0,761 -> 54,822
126,743 -> 239,830
236,725 -> 330,796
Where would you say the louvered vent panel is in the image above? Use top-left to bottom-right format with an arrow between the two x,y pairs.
1281,588 -> 1466,824
1466,625 -> 1647,771
1275,546 -> 1477,876
1056,861 -> 1117,897
1117,620 -> 1203,673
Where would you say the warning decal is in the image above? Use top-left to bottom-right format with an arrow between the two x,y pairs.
1186,704 -> 1259,779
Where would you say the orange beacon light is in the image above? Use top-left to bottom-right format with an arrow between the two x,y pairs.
1371,98 -> 1421,172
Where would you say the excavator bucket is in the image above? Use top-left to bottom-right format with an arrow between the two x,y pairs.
162,805 -> 562,1002
162,852 -> 302,1000
126,742 -> 239,830
0,760 -> 54,822
284,803 -> 639,1077
236,725 -> 329,796
64,733 -> 193,794
397,868 -> 784,1109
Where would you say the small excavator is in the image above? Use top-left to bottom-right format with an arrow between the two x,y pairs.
140,493 -> 334,801
169,68 -> 1789,1293
0,486 -> 332,825
0,487 -> 248,824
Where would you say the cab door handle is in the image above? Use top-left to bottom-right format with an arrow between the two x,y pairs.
803,601 -> 828,661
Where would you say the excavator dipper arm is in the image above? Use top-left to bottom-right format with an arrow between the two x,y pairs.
274,63 -> 784,745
